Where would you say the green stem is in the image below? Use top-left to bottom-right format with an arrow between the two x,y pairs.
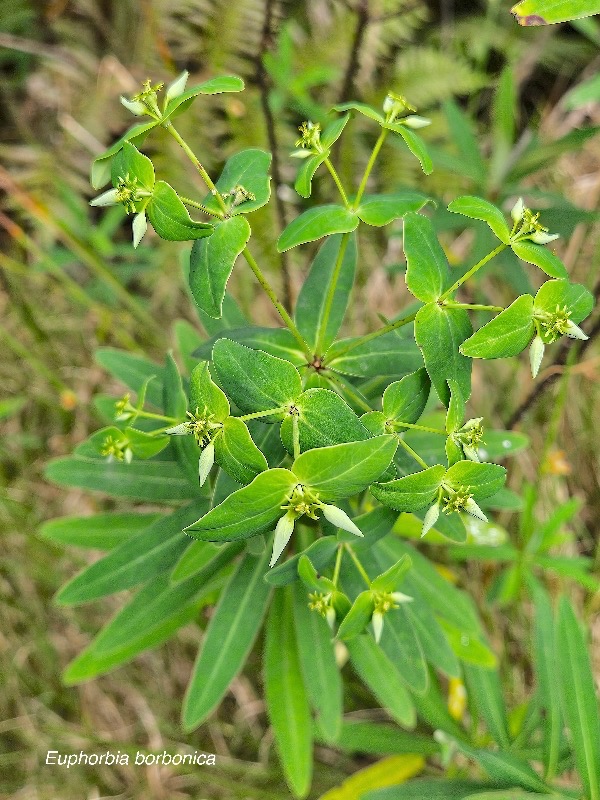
242,247 -> 312,359
439,244 -> 506,301
315,233 -> 350,354
135,410 -> 180,424
238,407 -> 288,421
180,196 -> 223,218
327,372 -> 372,413
332,545 -> 344,587
345,544 -> 371,587
397,435 -> 429,470
354,129 -> 388,208
331,312 -> 417,361
444,302 -> 505,313
292,414 -> 300,460
395,422 -> 446,435
324,158 -> 350,207
164,122 -> 228,216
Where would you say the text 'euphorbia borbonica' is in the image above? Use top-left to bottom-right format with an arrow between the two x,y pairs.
47,70 -> 594,797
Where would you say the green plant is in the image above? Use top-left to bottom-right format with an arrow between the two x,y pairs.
44,72 -> 597,798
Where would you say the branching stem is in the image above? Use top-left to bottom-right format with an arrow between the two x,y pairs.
439,244 -> 506,301
345,544 -> 371,587
315,233 -> 351,354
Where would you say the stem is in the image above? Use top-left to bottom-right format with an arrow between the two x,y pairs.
331,312 -> 416,360
395,422 -> 446,435
324,158 -> 350,207
164,122 -> 229,216
439,244 -> 506,301
238,406 -> 287,421
136,410 -> 179,424
242,247 -> 312,359
292,414 -> 300,460
179,196 -> 223,218
327,372 -> 372,413
315,233 -> 350,354
397,436 -> 429,470
345,544 -> 371,587
444,302 -> 505,312
354,129 -> 388,208
332,545 -> 344,587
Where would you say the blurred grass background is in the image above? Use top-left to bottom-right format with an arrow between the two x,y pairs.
1,1 -> 600,797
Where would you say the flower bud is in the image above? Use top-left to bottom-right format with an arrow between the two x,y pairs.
165,71 -> 189,104
421,501 -> 440,538
90,188 -> 119,207
372,610 -> 384,644
529,230 -> 559,245
564,320 -> 588,341
132,211 -> 147,249
464,498 -> 488,522
322,504 -> 363,537
120,96 -> 147,116
401,115 -> 431,129
529,334 -> 545,379
511,197 -> 525,223
270,512 -> 296,567
198,441 -> 215,487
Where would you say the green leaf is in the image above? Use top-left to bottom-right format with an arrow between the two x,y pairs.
45,456 -> 200,501
264,588 -> 313,798
464,792 -> 573,800
56,502 -> 207,605
337,591 -> 376,641
162,75 -> 244,120
458,746 -> 549,793
347,635 -> 417,728
321,113 -> 350,148
382,368 -> 431,424
95,348 -> 164,408
202,148 -> 272,215
186,468 -> 296,542
171,540 -> 242,584
196,326 -> 306,366
534,279 -> 594,323
277,205 -> 359,252
189,361 -> 229,421
405,592 -> 460,678
63,571 -> 222,684
292,436 -> 397,501
188,216 -> 251,319
379,606 -> 428,694
295,233 -> 357,351
39,512 -> 161,550
371,466 -> 446,512
333,102 -> 385,124
511,240 -> 568,279
477,430 -> 529,460
357,193 -> 430,227
111,141 -> 155,191
511,0 -> 600,25
404,212 -> 449,302
183,547 -> 272,729
463,664 -> 510,747
415,303 -> 472,406
292,582 -> 342,742
280,388 -> 369,454
214,416 -> 268,484
295,152 -> 328,198
327,332 -> 422,379
438,620 -> 497,667
325,721 -> 440,757
265,537 -> 338,587
448,196 -> 510,244
393,126 -> 433,174
460,296 -> 535,359
364,780 -> 490,800
147,181 -> 214,241
212,339 -> 302,419
445,461 -> 507,500
91,121 -> 157,188
556,595 -> 600,800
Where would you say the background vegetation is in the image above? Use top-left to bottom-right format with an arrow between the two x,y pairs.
1,1 -> 599,798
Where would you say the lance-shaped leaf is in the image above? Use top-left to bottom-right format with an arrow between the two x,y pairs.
511,240 -> 568,278
147,181 -> 214,241
212,339 -> 302,418
162,74 -> 244,121
371,466 -> 446,512
292,435 -> 397,501
457,745 -> 549,793
264,589 -> 313,798
404,592 -> 460,678
214,416 -> 268,484
333,101 -> 385,124
202,148 -> 272,216
463,664 -> 510,747
357,193 -> 430,227
415,302 -> 472,407
448,196 -> 511,244
379,606 -> 428,694
404,213 -> 449,302
556,596 -> 600,800
460,295 -> 535,359
91,120 -> 157,189
189,216 -> 251,319
280,388 -> 369,454
185,468 -> 296,542
321,112 -> 350,147
511,0 -> 600,26
277,205 -> 359,252
292,582 -> 342,742
111,142 -> 155,192
295,233 -> 357,351
383,368 -> 431,425
534,279 -> 594,324
444,461 -> 506,500
337,591 -> 376,641
438,620 -> 497,667
389,125 -> 433,174
189,361 -> 229,421
183,547 -> 271,730
295,152 -> 328,199
40,512 -> 161,550
326,332 -> 422,379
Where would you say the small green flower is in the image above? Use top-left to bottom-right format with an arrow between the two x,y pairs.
308,591 -> 336,629
295,121 -> 322,151
537,304 -> 587,343
165,408 -> 224,487
122,79 -> 164,118
100,433 -> 132,464
510,198 -> 558,244
452,417 -> 484,462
